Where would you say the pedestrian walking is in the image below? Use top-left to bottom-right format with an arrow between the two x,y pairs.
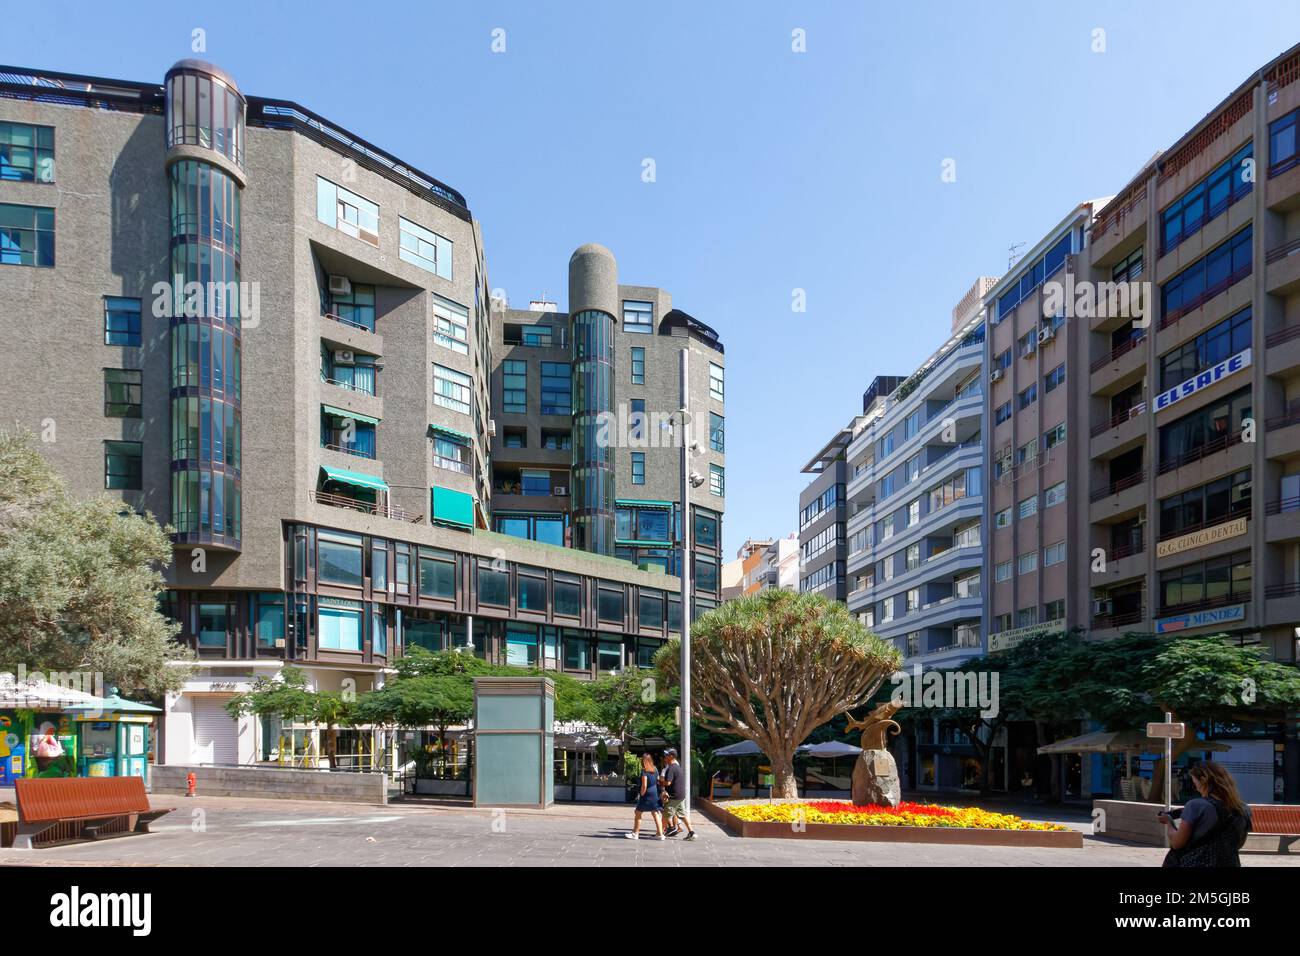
1158,762 -> 1252,867
625,752 -> 665,840
659,748 -> 697,840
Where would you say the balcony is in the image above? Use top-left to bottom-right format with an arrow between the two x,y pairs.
1092,606 -> 1145,631
1266,403 -> 1300,460
310,489 -> 421,523
1158,430 -> 1244,475
1090,469 -> 1146,503
1157,264 -> 1251,331
1090,402 -> 1146,459
1265,323 -> 1300,376
1090,330 -> 1147,375
322,438 -> 375,461
1265,497 -> 1300,542
1265,236 -> 1300,297
1089,185 -> 1148,265
1264,581 -> 1300,627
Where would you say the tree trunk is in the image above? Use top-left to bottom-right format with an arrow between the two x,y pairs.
771,755 -> 799,799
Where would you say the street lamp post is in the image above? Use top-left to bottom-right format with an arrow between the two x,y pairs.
678,348 -> 693,816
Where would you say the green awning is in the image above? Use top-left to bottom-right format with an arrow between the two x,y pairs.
432,486 -> 475,527
321,404 -> 380,426
320,465 -> 389,493
617,499 -> 673,509
430,423 -> 473,443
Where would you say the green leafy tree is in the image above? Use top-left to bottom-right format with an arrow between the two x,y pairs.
353,672 -> 473,759
0,430 -> 191,695
656,589 -> 900,798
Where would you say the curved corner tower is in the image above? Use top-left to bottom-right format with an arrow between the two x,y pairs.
568,243 -> 619,555
164,60 -> 246,550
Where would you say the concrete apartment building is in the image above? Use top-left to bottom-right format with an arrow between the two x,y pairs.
729,535 -> 798,596
0,60 -> 724,768
1078,44 -> 1300,802
983,210 -> 1098,653
798,423 -> 854,603
843,283 -> 987,669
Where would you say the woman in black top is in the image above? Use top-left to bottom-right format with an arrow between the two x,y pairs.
1158,762 -> 1252,867
625,752 -> 665,840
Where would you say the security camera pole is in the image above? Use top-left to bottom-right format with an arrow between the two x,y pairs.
678,347 -> 692,816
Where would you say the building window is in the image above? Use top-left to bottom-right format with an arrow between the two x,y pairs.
254,593 -> 285,648
709,464 -> 725,497
1044,363 -> 1066,393
995,401 -> 1012,426
631,347 -> 645,385
104,441 -> 142,490
994,507 -> 1011,529
631,452 -> 646,485
710,412 -> 725,452
318,599 -> 363,651
0,202 -> 54,267
1018,495 -> 1038,519
694,554 -> 720,594
197,602 -> 228,648
434,363 -> 472,414
907,499 -> 920,527
0,122 -> 55,182
906,543 -> 921,571
1045,480 -> 1066,507
540,362 -> 571,415
1017,552 -> 1037,575
399,216 -> 453,279
995,348 -> 1012,370
503,427 -> 525,448
1017,438 -> 1038,466
996,233 -> 1071,319
477,563 -> 510,606
104,369 -> 142,418
1018,329 -> 1037,357
1159,468 -> 1251,539
906,588 -> 920,613
520,470 -> 551,496
554,577 -> 582,617
639,590 -> 665,630
1161,142 -> 1252,253
517,570 -> 548,613
1160,226 -> 1252,322
542,429 -> 571,450
1270,107 -> 1299,175
904,409 -> 921,439
316,176 -> 379,246
320,408 -> 376,459
1044,422 -> 1066,451
1159,550 -> 1251,613
418,550 -> 457,599
623,300 -> 653,333
709,362 -> 724,401
995,560 -> 1012,582
629,399 -> 646,440
1018,383 -> 1037,410
1158,306 -> 1251,393
433,295 -> 469,354
598,587 -> 625,623
104,296 -> 142,346
1044,541 -> 1066,566
1017,607 -> 1038,628
1158,386 -> 1251,471
502,360 -> 527,414
433,434 -> 471,474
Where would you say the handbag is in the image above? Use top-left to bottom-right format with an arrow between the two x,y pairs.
1161,798 -> 1250,868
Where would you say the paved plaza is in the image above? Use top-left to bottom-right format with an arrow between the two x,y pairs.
2,795 -> 1297,867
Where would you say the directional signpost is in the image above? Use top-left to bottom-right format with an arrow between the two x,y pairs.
1147,714 -> 1185,846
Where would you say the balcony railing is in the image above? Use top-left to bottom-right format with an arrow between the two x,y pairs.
1266,323 -> 1300,348
321,375 -> 377,396
1090,401 -> 1146,437
1266,402 -> 1300,431
322,440 -> 376,460
310,490 -> 421,523
1265,496 -> 1300,516
1159,590 -> 1250,618
1158,264 -> 1252,330
1093,607 -> 1145,629
1109,537 -> 1145,561
1090,184 -> 1146,241
1265,581 -> 1300,599
1090,332 -> 1146,373
1157,430 -> 1243,475
1090,470 -> 1146,503
1266,236 -> 1300,265
323,311 -> 375,334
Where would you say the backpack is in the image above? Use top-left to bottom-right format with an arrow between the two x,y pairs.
1162,798 -> 1251,868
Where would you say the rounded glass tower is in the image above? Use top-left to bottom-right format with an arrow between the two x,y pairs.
164,60 -> 246,549
568,244 -> 619,555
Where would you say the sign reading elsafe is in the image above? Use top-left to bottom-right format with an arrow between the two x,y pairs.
1154,348 -> 1251,413
1147,722 -> 1186,739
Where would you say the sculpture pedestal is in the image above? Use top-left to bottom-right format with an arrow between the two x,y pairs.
851,749 -> 901,808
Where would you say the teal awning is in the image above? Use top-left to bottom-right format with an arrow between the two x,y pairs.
430,423 -> 473,443
431,486 -> 475,527
617,499 -> 673,509
321,404 -> 380,426
321,465 -> 389,493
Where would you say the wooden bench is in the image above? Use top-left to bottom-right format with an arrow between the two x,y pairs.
1248,804 -> 1300,852
13,777 -> 173,849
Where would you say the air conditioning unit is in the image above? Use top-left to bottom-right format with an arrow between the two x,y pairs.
1038,325 -> 1056,344
990,368 -> 1005,383
1093,598 -> 1114,615
328,275 -> 352,296
335,350 -> 355,364
487,419 -> 497,437
553,485 -> 569,497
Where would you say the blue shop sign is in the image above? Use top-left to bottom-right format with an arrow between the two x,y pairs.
1155,349 -> 1251,412
1155,604 -> 1245,634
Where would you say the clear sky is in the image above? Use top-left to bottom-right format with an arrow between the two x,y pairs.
5,1 -> 1298,557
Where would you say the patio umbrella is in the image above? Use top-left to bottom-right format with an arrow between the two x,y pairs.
1036,729 -> 1230,755
712,740 -> 764,757
798,741 -> 863,757
63,692 -> 162,714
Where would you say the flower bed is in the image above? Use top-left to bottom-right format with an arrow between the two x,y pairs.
729,800 -> 1071,832
697,798 -> 1082,848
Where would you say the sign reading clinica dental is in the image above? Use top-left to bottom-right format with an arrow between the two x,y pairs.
1155,348 -> 1251,413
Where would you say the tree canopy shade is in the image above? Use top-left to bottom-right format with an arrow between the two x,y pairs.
656,589 -> 901,798
0,429 -> 191,696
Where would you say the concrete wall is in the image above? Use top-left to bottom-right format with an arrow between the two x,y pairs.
152,763 -> 388,804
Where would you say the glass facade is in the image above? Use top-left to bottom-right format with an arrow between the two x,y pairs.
166,66 -> 246,548
571,309 -> 616,554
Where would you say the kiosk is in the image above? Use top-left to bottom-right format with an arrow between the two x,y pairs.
472,676 -> 554,808
64,693 -> 159,782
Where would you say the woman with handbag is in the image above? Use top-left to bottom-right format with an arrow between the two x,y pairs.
625,752 -> 665,841
1158,762 -> 1252,867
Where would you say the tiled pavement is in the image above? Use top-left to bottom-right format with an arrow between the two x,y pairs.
2,794 -> 1296,867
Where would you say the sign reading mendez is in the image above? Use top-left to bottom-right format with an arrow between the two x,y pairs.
1154,348 -> 1251,413
1154,603 -> 1246,634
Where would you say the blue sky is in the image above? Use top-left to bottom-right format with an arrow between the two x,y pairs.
5,1 -> 1298,557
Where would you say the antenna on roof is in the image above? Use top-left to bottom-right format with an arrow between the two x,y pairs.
1008,242 -> 1026,270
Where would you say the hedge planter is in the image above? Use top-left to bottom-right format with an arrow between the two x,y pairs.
698,799 -> 1083,849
